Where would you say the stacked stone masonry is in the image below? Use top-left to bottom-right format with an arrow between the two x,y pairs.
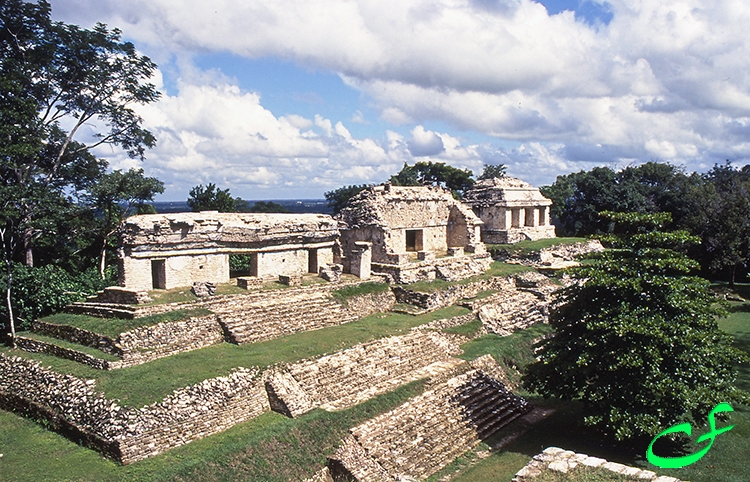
329,359 -> 532,481
267,331 -> 465,417
513,447 -> 683,482
40,287 -> 395,369
0,353 -> 269,465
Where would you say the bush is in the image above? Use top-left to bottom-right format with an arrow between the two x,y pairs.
1,263 -> 112,331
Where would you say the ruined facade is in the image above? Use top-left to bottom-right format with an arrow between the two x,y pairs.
336,184 -> 490,283
118,212 -> 339,291
463,177 -> 556,244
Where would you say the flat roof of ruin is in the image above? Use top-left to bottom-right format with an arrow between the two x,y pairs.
463,177 -> 552,207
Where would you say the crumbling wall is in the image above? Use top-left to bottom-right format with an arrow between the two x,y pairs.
0,354 -> 269,465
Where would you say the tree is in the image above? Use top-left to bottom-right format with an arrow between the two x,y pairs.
250,201 -> 290,213
523,212 -> 749,441
1,1 -> 160,343
478,163 -> 507,180
324,184 -> 369,215
389,161 -> 475,198
698,162 -> 750,285
1,0 -> 159,266
88,168 -> 164,278
187,183 -> 248,212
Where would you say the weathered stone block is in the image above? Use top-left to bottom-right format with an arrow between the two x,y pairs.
447,247 -> 464,257
319,264 -> 343,282
191,281 -> 216,297
417,251 -> 435,261
278,274 -> 302,286
237,276 -> 263,290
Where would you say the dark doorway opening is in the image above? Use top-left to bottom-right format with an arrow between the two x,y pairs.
308,249 -> 318,273
405,229 -> 423,252
151,259 -> 166,289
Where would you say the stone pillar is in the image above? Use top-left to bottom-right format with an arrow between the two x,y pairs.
350,242 -> 372,279
503,208 -> 513,230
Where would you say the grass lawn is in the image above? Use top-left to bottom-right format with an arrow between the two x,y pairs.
2,305 -> 469,407
0,381 -> 426,482
37,308 -> 213,339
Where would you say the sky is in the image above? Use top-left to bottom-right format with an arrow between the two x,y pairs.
50,0 -> 750,200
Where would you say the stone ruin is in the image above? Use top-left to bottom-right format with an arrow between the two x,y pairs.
463,177 -> 556,244
337,184 -> 491,284
118,211 -> 340,291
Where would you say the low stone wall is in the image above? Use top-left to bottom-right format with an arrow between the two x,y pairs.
372,253 -> 492,284
14,337 -> 115,370
393,276 -> 514,311
339,291 -> 396,319
267,331 -> 464,417
329,356 -> 532,481
29,314 -> 225,369
0,353 -> 269,464
513,447 -> 681,482
116,314 -> 224,366
31,320 -> 119,355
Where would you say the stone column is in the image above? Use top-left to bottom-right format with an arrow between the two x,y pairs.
504,208 -> 513,230
350,242 -> 372,279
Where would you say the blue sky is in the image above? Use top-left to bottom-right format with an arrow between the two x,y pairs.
51,1 -> 750,200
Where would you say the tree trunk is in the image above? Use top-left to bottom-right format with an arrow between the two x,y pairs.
5,262 -> 15,348
23,226 -> 33,267
99,240 -> 107,279
730,263 -> 737,288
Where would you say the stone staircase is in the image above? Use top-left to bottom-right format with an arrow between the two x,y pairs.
330,360 -> 532,480
217,290 -> 355,344
473,289 -> 549,336
266,331 -> 465,417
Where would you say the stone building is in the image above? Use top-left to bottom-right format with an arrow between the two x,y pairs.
336,184 -> 490,283
463,177 -> 556,244
118,212 -> 339,291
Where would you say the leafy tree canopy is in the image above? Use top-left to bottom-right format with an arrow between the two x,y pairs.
478,163 -> 507,180
389,161 -> 475,198
324,184 -> 369,215
187,183 -> 248,212
250,201 -> 290,213
523,211 -> 749,441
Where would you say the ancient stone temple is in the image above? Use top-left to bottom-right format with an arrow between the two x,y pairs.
463,177 -> 556,244
118,212 -> 340,291
337,184 -> 490,283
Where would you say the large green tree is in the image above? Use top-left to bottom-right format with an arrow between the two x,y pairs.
187,183 -> 248,212
523,212 -> 748,441
1,0 -> 160,343
88,168 -> 164,278
390,161 -> 475,198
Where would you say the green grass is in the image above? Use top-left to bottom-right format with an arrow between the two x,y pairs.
331,281 -> 390,303
18,332 -> 120,361
442,319 -> 483,337
0,380 -> 426,482
441,298 -> 750,482
488,237 -> 589,257
2,305 -> 469,407
37,308 -> 213,339
459,323 -> 554,385
403,261 -> 533,293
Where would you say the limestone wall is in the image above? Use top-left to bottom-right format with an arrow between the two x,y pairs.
0,354 -> 269,464
255,249 -> 308,278
31,314 -> 225,369
393,276 -> 514,311
329,356 -> 532,481
267,331 -> 464,417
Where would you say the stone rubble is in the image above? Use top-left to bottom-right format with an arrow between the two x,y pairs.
191,281 -> 216,297
513,447 -> 683,482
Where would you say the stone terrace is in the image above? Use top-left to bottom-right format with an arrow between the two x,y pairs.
329,356 -> 532,481
266,331 -> 464,417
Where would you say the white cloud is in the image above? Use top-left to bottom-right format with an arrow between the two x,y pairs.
53,0 -> 750,195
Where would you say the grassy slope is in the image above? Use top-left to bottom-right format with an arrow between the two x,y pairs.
2,305 -> 469,407
0,381 -> 425,482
